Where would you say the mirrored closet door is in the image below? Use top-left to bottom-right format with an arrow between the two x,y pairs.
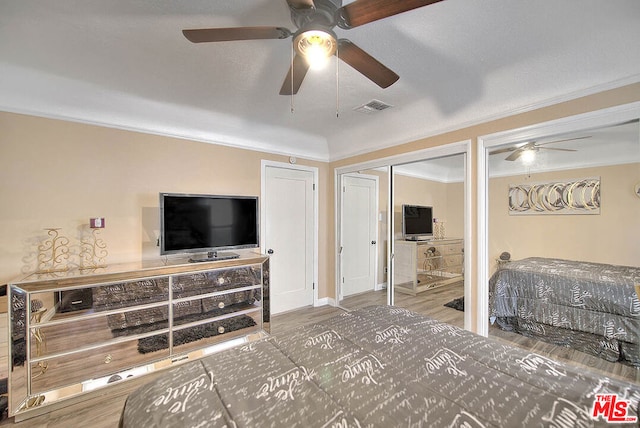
391,154 -> 466,328
336,143 -> 470,331
338,167 -> 389,310
482,111 -> 640,383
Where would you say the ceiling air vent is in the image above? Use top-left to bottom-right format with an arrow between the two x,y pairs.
353,99 -> 393,114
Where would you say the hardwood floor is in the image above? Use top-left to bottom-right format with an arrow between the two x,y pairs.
2,284 -> 637,426
0,372 -> 161,428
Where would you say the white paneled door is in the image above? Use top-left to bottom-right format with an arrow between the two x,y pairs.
264,165 -> 315,314
340,174 -> 378,298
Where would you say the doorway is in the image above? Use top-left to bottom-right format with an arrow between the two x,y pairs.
262,161 -> 318,314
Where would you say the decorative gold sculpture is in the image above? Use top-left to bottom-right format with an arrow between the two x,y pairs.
36,228 -> 70,273
80,225 -> 108,270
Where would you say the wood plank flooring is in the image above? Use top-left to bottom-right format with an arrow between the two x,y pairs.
2,284 -> 637,427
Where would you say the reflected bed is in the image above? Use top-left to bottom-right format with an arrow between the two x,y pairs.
489,257 -> 640,367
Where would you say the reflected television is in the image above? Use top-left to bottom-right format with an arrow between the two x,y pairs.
402,204 -> 433,240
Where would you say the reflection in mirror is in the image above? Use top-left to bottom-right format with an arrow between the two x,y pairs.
9,288 -> 28,416
486,119 -> 640,383
339,167 -> 389,310
392,154 -> 465,328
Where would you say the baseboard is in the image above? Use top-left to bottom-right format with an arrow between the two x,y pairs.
314,297 -> 337,307
375,282 -> 387,292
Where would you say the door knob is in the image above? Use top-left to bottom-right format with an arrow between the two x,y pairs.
371,240 -> 377,245
267,249 -> 274,254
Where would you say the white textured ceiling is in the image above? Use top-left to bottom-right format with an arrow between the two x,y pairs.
1,0 -> 640,161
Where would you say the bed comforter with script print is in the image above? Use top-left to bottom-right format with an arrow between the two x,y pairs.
489,257 -> 640,366
120,305 -> 639,427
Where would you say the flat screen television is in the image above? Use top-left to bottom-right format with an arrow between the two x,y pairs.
160,193 -> 259,262
402,204 -> 433,240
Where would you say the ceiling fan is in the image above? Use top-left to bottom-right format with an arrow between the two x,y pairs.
489,136 -> 591,162
182,0 -> 443,95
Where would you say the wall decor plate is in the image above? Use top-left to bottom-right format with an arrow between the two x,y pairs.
508,177 -> 600,215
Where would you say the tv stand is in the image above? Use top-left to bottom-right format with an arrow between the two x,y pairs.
189,251 -> 240,263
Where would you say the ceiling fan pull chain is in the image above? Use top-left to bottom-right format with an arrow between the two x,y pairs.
336,44 -> 340,118
290,43 -> 295,113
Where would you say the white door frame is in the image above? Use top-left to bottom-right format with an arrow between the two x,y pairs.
261,160 -> 319,308
477,101 -> 640,337
339,172 -> 379,301
334,140 -> 472,331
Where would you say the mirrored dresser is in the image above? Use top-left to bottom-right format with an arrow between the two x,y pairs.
8,253 -> 269,420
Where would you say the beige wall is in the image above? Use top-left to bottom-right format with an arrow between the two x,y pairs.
393,175 -> 464,240
489,163 -> 640,269
0,112 -> 331,297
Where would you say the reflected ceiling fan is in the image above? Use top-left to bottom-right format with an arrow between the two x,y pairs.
489,136 -> 591,162
182,0 -> 443,95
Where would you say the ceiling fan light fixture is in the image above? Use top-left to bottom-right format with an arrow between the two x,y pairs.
521,148 -> 537,165
294,29 -> 337,69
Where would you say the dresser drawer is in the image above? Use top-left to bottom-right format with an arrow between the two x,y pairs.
443,255 -> 463,270
30,332 -> 170,394
417,255 -> 443,271
200,289 -> 261,313
172,265 -> 262,298
171,309 -> 262,355
442,243 -> 463,254
91,277 -> 170,310
30,304 -> 170,359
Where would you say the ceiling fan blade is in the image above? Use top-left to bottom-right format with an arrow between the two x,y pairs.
505,149 -> 524,162
286,0 -> 315,10
489,147 -> 516,155
337,39 -> 399,88
536,136 -> 591,146
279,54 -> 310,95
337,0 -> 444,29
540,147 -> 578,152
183,26 -> 291,43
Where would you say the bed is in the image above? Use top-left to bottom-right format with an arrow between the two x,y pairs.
489,257 -> 640,367
120,305 -> 639,427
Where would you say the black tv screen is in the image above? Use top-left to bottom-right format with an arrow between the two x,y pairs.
402,204 -> 434,240
160,193 -> 259,256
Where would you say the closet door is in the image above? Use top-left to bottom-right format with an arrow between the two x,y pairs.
391,155 -> 466,329
340,174 -> 378,298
